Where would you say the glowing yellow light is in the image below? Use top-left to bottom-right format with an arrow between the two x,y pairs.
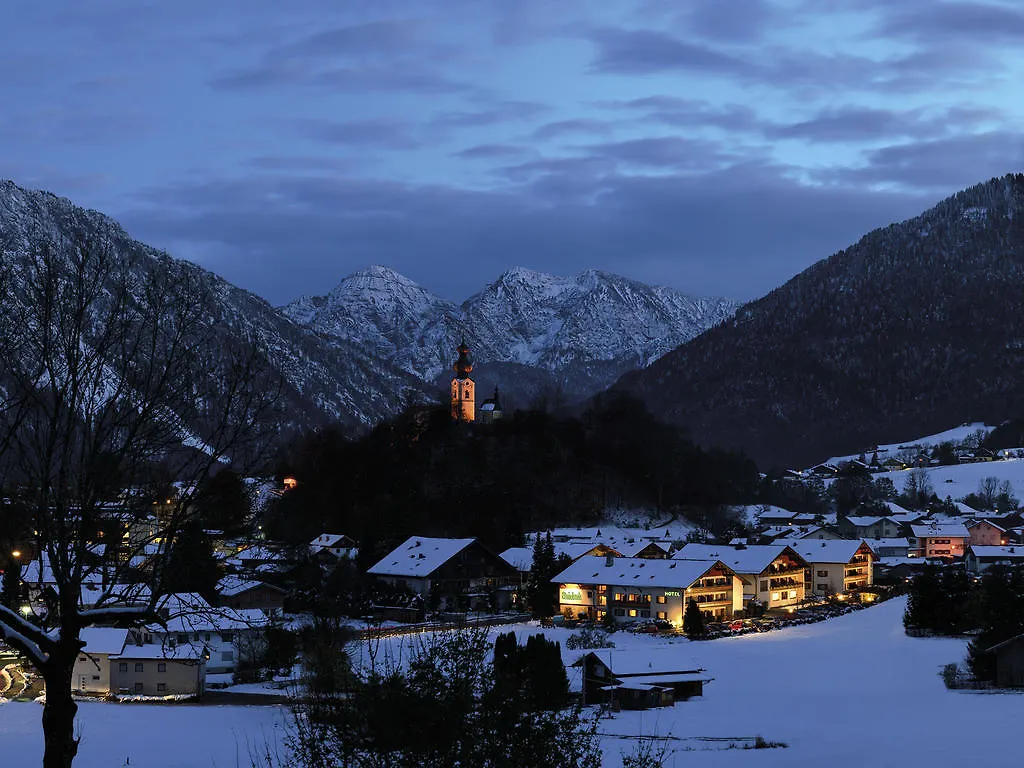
11,550 -> 21,559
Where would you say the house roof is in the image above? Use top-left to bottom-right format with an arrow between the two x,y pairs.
367,536 -> 476,578
79,627 -> 129,656
967,545 -> 1024,561
217,575 -> 284,597
617,540 -> 671,558
843,516 -> 890,527
791,539 -> 874,565
151,592 -> 268,632
911,523 -> 970,539
868,537 -> 910,548
499,547 -> 533,572
583,648 -> 707,677
672,544 -> 804,574
114,640 -> 207,661
552,555 -> 728,589
968,519 -> 1007,532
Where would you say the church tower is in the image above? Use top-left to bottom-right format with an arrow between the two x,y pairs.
450,339 -> 475,422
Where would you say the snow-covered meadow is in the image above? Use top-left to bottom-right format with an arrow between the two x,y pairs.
4,597 -> 1024,767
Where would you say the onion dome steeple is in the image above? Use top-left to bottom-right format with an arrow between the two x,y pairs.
453,338 -> 473,380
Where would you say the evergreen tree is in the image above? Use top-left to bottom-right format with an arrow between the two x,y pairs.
683,598 -> 705,638
526,533 -> 559,617
158,522 -> 221,600
192,469 -> 252,534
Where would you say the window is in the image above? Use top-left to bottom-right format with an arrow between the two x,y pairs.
614,608 -> 625,616
770,592 -> 780,602
157,663 -> 166,673
221,631 -> 233,642
613,592 -> 624,602
134,683 -> 144,693
656,611 -> 667,620
627,593 -> 637,602
640,610 -> 650,618
816,570 -> 828,577
79,656 -> 87,662
204,633 -> 211,642
135,663 -> 144,673
157,683 -> 167,693
91,675 -> 100,681
788,590 -> 797,599
628,609 -> 638,617
760,580 -> 769,592
817,583 -> 829,591
222,651 -> 234,662
656,595 -> 666,604
119,663 -> 128,673
177,633 -> 188,644
143,633 -> 152,644
586,591 -> 592,599
598,595 -> 607,606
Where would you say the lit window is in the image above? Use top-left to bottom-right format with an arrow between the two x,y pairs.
656,611 -> 667,620
770,592 -> 780,602
656,595 -> 666,604
628,609 -> 638,617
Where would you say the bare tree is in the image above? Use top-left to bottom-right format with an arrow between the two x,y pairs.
0,238 -> 282,768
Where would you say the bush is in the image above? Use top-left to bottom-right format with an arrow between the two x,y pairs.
565,628 -> 615,651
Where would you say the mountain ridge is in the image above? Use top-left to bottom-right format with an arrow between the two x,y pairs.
282,264 -> 739,405
615,173 -> 1024,468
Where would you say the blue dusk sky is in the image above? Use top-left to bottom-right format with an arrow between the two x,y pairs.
3,0 -> 1023,304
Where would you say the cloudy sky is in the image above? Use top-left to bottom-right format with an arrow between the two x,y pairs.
3,0 -> 1023,304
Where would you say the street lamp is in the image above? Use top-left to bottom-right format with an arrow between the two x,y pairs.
11,550 -> 21,559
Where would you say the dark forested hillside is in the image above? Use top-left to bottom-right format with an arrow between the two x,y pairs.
616,174 -> 1024,469
264,394 -> 759,558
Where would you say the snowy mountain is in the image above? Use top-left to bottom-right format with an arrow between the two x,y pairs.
0,180 -> 430,438
283,265 -> 737,405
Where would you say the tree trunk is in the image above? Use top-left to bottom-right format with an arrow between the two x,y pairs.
41,662 -> 79,768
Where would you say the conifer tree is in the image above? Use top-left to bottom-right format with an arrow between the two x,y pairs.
683,598 -> 705,638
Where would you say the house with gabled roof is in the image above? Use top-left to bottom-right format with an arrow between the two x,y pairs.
791,540 -> 875,596
839,515 -> 901,539
909,522 -> 970,560
574,648 -> 712,707
551,555 -> 742,624
673,544 -> 808,612
968,519 -> 1008,547
965,545 -> 1024,574
367,536 -> 518,608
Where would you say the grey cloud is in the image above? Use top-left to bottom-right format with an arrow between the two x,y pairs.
295,119 -> 423,149
684,0 -> 777,41
530,119 -> 618,140
454,144 -> 532,159
818,132 -> 1024,190
431,101 -> 550,129
210,64 -> 467,93
879,2 -> 1024,43
582,136 -> 740,170
767,105 -> 1002,143
587,28 -> 757,76
119,164 -> 932,306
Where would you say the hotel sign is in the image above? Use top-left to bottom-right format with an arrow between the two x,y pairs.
559,587 -> 584,603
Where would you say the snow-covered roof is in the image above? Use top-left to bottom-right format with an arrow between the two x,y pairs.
967,545 -> 1024,561
500,547 -> 533,572
367,536 -> 476,578
910,523 -> 970,539
867,538 -> 910,548
843,516 -> 890,527
217,575 -> 282,597
552,555 -> 726,589
882,502 -> 913,517
791,540 -> 874,565
114,640 -> 206,661
617,540 -> 671,558
967,519 -> 1007,531
582,648 -> 707,676
151,593 -> 268,632
80,627 -> 129,656
673,544 -> 802,574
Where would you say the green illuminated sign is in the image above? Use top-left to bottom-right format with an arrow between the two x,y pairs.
560,588 -> 584,603
664,591 -> 680,597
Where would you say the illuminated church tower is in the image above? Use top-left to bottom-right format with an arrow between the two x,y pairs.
450,339 -> 475,422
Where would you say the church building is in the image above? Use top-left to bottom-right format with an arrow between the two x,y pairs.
450,339 -> 475,422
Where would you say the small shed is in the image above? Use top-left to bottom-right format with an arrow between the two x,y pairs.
987,634 -> 1024,688
575,649 -> 712,704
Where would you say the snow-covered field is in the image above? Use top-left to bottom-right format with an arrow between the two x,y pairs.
4,598 -> 1024,767
876,458 -> 1024,502
825,421 -> 993,466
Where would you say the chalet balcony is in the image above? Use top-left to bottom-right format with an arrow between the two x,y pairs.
845,568 -> 865,578
692,578 -> 731,590
692,593 -> 730,605
769,577 -> 801,590
850,556 -> 870,565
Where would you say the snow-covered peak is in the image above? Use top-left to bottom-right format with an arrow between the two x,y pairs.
285,264 -> 739,400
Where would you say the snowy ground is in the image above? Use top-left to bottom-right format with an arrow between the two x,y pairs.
876,457 -> 1024,502
4,598 -> 1024,767
825,421 -> 993,466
